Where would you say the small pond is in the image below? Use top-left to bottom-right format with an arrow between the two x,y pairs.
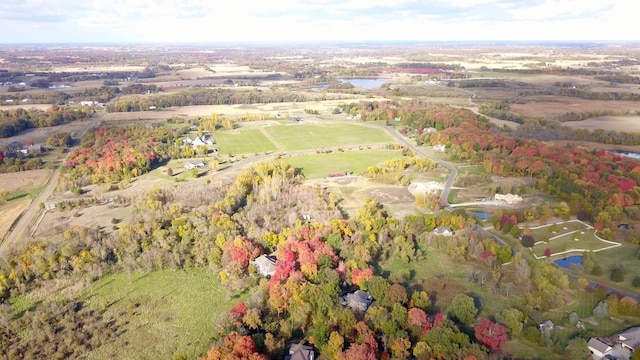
473,211 -> 491,219
340,78 -> 388,89
554,255 -> 583,269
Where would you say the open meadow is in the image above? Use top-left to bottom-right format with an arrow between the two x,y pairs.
79,269 -> 244,360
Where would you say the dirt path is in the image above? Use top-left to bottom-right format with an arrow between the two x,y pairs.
258,127 -> 287,151
0,112 -> 104,256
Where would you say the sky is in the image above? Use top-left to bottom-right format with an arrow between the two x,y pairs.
0,0 -> 636,44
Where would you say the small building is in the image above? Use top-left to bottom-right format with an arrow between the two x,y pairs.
284,344 -> 314,360
27,144 -> 43,155
184,160 -> 205,170
343,290 -> 373,312
251,254 -> 277,277
433,226 -> 453,236
433,144 -> 446,152
618,326 -> 640,351
539,320 -> 554,332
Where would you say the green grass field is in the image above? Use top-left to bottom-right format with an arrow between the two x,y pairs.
83,269 -> 248,360
285,149 -> 403,179
527,220 -> 616,257
561,244 -> 640,296
265,123 -> 394,150
212,128 -> 278,155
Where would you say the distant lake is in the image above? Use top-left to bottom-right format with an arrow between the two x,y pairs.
340,78 -> 388,89
554,255 -> 583,269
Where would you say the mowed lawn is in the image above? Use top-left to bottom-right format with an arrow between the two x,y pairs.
265,123 -> 394,150
211,128 -> 278,155
527,220 -> 616,257
561,244 -> 640,296
285,149 -> 403,179
83,269 -> 247,360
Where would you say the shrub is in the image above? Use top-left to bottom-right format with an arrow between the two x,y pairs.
167,168 -> 174,176
611,267 -> 625,282
632,276 -> 640,288
521,235 -> 535,247
592,265 -> 603,276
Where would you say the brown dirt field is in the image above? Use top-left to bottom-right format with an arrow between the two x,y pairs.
101,98 -> 369,121
0,199 -> 31,240
0,169 -> 52,193
561,116 -> 640,132
510,99 -> 640,119
0,104 -> 52,111
306,176 -> 422,218
35,203 -> 131,238
549,140 -> 640,153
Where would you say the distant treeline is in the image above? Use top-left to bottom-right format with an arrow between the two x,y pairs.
522,88 -> 640,101
477,101 -> 524,124
0,86 -> 120,105
596,74 -> 640,84
458,80 -> 508,88
104,88 -> 320,113
0,106 -> 92,138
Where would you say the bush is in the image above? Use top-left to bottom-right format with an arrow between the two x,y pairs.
521,235 -> 535,247
592,265 -> 603,276
611,267 -> 625,282
632,276 -> 640,288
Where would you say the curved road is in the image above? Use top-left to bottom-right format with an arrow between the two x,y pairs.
371,124 -> 457,210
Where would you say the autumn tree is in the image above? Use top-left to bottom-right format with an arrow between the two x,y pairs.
474,318 -> 508,350
203,332 -> 268,360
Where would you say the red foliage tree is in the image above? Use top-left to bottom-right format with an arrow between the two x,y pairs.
341,343 -> 377,360
407,307 -> 428,327
203,332 -> 268,360
475,318 -> 508,350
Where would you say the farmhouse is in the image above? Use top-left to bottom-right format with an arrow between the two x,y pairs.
284,344 -> 314,360
184,160 -> 205,170
251,254 -> 277,277
342,290 -> 373,312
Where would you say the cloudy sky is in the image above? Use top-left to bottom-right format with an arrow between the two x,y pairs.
0,0 -> 635,44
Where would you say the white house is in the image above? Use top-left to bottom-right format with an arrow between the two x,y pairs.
251,254 -> 277,277
433,144 -> 446,152
184,160 -> 205,170
433,226 -> 453,236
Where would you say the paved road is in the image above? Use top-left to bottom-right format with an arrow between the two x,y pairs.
372,124 -> 457,210
0,112 -> 103,256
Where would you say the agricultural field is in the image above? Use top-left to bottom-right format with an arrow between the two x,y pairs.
0,199 -> 30,240
264,123 -> 395,150
211,128 -> 278,155
285,149 -> 403,179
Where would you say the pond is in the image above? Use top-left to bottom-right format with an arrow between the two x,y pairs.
340,78 -> 388,89
554,255 -> 583,269
473,211 -> 491,219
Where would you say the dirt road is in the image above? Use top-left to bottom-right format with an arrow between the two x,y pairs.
0,112 -> 103,257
